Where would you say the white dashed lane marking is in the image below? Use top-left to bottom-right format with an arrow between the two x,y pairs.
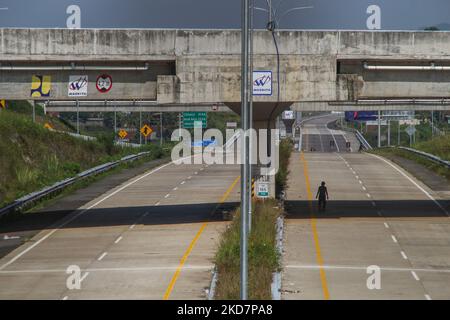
98,252 -> 108,261
391,235 -> 398,243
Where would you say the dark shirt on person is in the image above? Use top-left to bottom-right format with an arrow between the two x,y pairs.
316,186 -> 328,200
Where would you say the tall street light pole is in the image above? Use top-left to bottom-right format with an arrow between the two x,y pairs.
240,0 -> 250,301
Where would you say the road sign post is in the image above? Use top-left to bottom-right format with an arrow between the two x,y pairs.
240,0 -> 250,301
405,125 -> 416,147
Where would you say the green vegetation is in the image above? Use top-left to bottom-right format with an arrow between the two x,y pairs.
275,139 -> 294,196
0,108 -> 168,207
372,146 -> 450,182
214,199 -> 281,300
413,135 -> 450,161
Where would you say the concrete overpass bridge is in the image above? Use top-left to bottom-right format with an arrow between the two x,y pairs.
1,28 -> 450,123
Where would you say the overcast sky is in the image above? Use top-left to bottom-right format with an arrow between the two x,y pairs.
0,0 -> 449,30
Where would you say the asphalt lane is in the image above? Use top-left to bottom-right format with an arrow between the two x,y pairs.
0,159 -> 240,300
300,114 -> 359,153
283,151 -> 450,300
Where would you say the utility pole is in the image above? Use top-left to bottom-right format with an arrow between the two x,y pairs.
247,0 -> 254,233
240,0 -> 250,301
114,104 -> 117,135
377,110 -> 381,148
139,109 -> 142,145
387,120 -> 391,147
160,112 -> 163,146
431,110 -> 434,137
32,101 -> 36,123
76,100 -> 80,134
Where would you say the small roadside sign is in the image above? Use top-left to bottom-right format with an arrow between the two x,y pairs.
44,123 -> 53,130
257,182 -> 269,198
405,125 -> 416,136
0,100 -> 5,108
118,129 -> 128,139
140,124 -> 153,137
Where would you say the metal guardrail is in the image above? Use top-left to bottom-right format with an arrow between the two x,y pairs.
0,151 -> 151,219
332,120 -> 373,151
398,146 -> 450,168
355,130 -> 373,150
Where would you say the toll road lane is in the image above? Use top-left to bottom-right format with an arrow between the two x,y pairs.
282,151 -> 450,300
0,161 -> 240,300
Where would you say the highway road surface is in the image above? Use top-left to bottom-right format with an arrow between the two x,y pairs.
0,158 -> 240,299
300,113 -> 360,153
282,115 -> 450,300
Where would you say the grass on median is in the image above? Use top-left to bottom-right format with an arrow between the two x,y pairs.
214,199 -> 281,300
275,139 -> 294,197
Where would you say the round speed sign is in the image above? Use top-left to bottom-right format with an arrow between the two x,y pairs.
96,74 -> 113,93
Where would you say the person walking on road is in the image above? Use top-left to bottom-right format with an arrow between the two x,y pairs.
316,181 -> 329,211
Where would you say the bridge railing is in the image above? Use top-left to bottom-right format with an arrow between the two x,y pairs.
398,146 -> 450,168
0,151 -> 151,219
355,130 -> 373,151
333,120 -> 373,151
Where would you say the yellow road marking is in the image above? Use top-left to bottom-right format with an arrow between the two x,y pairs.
163,175 -> 241,300
300,152 -> 330,300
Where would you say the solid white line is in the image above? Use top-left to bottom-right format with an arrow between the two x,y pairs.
391,235 -> 398,243
384,222 -> 390,228
114,236 -> 123,244
0,160 -> 175,271
401,251 -> 408,260
368,153 -> 449,217
80,272 -> 89,282
98,252 -> 108,261
425,294 -> 432,300
285,264 -> 450,274
411,271 -> 420,281
0,265 -> 215,274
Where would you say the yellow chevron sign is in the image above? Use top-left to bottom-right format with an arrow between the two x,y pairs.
0,100 -> 5,108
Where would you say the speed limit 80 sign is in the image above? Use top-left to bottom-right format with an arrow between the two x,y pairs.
96,74 -> 113,93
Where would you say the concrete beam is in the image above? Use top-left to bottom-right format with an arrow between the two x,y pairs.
292,101 -> 450,112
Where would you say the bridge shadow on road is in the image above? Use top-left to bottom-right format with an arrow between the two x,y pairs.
284,200 -> 449,219
0,202 -> 239,234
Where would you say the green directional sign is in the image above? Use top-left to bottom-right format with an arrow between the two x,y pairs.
183,112 -> 207,129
